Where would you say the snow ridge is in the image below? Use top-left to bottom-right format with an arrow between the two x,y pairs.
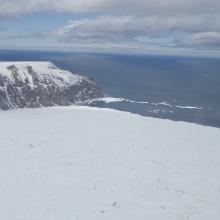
0,61 -> 104,110
0,61 -> 84,89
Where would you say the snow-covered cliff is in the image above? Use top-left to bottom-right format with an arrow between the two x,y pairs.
0,61 -> 104,110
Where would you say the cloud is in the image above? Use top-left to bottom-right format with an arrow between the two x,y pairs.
0,0 -> 220,17
181,32 -> 220,49
45,14 -> 220,51
5,14 -> 220,52
52,15 -> 220,41
0,0 -> 220,54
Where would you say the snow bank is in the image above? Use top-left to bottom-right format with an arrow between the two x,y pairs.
0,106 -> 220,220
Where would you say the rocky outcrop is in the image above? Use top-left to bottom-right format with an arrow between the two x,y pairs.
0,62 -> 104,110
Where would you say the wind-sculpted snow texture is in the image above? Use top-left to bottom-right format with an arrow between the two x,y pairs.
0,62 -> 104,110
0,106 -> 220,220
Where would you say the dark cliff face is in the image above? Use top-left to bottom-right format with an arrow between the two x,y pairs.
0,62 -> 104,110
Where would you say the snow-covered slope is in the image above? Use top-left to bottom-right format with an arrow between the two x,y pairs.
0,106 -> 220,220
0,62 -> 104,110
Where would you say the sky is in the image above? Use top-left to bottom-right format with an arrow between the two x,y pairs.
0,0 -> 220,56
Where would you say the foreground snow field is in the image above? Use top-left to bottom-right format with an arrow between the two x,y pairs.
0,106 -> 220,220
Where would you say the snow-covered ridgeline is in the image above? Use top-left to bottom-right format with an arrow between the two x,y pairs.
0,61 -> 104,110
0,62 -> 84,89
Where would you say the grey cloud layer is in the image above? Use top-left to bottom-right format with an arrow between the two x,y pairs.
0,0 -> 220,15
51,15 -> 220,49
1,0 -> 220,53
181,32 -> 220,49
54,15 -> 220,39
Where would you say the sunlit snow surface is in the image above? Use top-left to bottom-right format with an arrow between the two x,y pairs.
0,106 -> 220,220
0,61 -> 85,89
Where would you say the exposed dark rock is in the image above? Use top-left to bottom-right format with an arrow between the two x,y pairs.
0,62 -> 104,110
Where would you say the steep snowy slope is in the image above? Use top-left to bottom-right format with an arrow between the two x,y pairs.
0,106 -> 220,220
0,62 -> 104,110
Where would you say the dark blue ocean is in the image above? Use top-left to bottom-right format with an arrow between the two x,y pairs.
1,50 -> 220,128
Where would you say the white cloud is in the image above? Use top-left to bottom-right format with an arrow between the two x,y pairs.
1,0 -> 220,54
181,32 -> 220,48
46,14 -> 220,51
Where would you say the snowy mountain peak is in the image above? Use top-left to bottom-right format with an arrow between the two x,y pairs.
0,61 -> 85,88
0,61 -> 104,110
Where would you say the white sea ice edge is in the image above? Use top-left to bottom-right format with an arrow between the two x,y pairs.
0,106 -> 220,220
82,97 -> 204,110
